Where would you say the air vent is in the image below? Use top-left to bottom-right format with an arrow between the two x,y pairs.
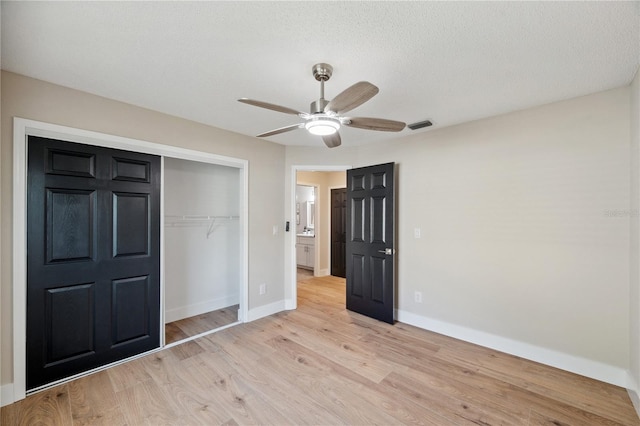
408,120 -> 433,130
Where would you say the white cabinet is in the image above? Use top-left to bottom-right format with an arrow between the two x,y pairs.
296,243 -> 306,265
296,236 -> 315,269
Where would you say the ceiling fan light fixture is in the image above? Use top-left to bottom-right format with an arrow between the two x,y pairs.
305,117 -> 340,136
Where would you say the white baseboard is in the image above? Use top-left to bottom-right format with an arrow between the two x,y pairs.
246,300 -> 286,322
284,298 -> 296,310
396,309 -> 629,388
629,388 -> 640,420
1,383 -> 15,407
628,373 -> 640,419
165,295 -> 239,323
317,268 -> 329,277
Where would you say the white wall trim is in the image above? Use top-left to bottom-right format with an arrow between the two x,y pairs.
628,389 -> 640,420
317,268 -> 330,277
11,117 -> 250,404
159,157 -> 166,347
1,384 -> 14,408
396,309 -> 630,388
628,373 -> 640,419
284,298 -> 296,310
246,300 -> 286,322
289,165 -> 351,310
164,295 -> 240,323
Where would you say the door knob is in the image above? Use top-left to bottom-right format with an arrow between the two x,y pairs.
378,248 -> 394,255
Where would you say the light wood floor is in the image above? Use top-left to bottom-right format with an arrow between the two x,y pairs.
165,305 -> 239,345
296,266 -> 314,282
2,275 -> 638,425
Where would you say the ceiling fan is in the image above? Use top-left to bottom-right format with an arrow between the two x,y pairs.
238,63 -> 406,148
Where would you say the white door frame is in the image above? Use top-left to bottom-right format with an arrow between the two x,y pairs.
12,117 -> 249,402
289,165 -> 350,307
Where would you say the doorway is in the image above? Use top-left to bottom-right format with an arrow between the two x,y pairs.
291,167 -> 348,304
290,164 -> 396,324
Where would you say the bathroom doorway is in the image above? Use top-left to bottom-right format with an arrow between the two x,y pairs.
295,184 -> 316,277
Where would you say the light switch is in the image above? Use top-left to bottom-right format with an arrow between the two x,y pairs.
414,228 -> 421,238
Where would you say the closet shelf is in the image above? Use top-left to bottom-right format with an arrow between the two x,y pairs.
164,215 -> 239,238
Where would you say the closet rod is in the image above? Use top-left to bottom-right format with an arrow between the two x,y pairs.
164,215 -> 239,221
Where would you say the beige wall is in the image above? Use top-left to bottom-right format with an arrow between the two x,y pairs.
296,171 -> 346,275
286,86 -> 631,382
630,67 -> 640,405
1,71 -> 286,386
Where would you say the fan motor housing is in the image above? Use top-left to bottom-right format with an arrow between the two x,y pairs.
310,98 -> 330,114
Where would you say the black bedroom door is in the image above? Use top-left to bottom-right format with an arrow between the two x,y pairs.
331,188 -> 346,278
345,163 -> 395,324
26,136 -> 161,390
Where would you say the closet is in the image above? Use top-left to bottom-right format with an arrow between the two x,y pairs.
163,157 -> 241,343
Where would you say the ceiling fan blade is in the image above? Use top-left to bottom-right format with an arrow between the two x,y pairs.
324,81 -> 379,114
345,117 -> 406,132
238,98 -> 306,117
256,123 -> 304,137
322,132 -> 342,148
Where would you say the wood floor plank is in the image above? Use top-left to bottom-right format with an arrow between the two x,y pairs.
263,335 -> 405,424
0,385 -> 72,426
353,314 -> 639,425
263,334 -> 455,425
382,370 -> 528,425
164,321 -> 188,344
165,304 -> 239,345
528,406 -> 624,426
115,378 -> 185,425
67,370 -> 126,425
206,323 -> 278,363
277,321 -> 396,383
189,350 -> 295,424
139,347 -> 235,425
168,339 -> 205,361
434,345 -> 638,424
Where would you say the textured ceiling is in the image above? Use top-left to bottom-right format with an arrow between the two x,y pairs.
2,1 -> 639,148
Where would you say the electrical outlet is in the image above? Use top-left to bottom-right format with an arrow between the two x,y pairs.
259,283 -> 267,295
414,291 -> 422,303
414,228 -> 421,238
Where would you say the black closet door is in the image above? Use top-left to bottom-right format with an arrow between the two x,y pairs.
26,136 -> 161,390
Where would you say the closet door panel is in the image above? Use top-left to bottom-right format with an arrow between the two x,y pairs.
27,136 -> 160,390
111,276 -> 151,346
45,188 -> 96,263
44,282 -> 96,365
112,192 -> 150,258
